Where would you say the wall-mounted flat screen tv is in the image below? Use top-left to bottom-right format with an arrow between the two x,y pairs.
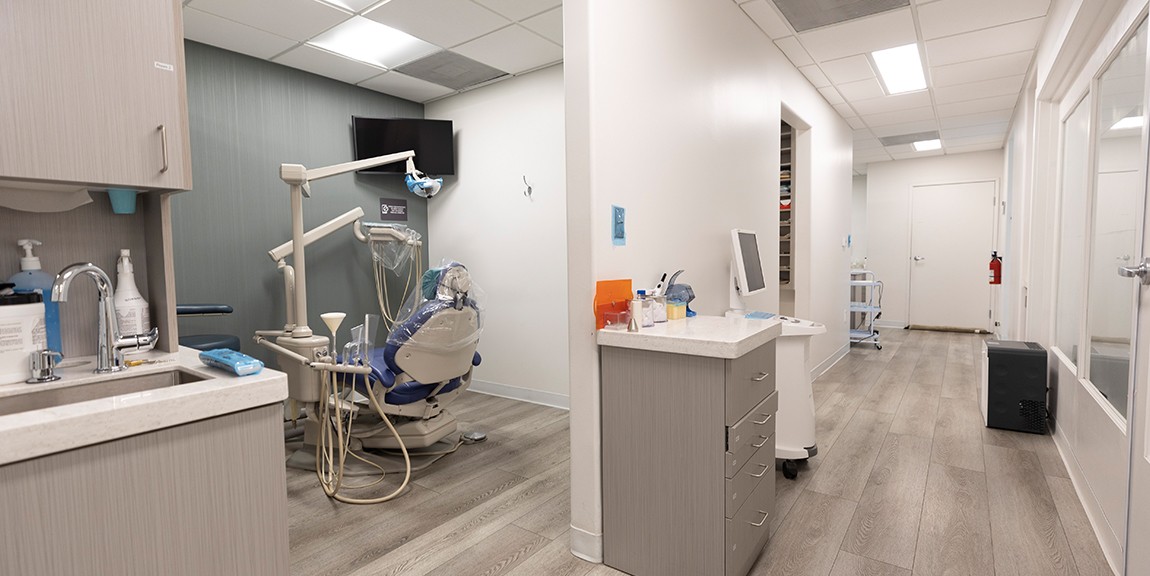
352,117 -> 455,175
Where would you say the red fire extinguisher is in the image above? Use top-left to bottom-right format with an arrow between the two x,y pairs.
989,251 -> 1003,285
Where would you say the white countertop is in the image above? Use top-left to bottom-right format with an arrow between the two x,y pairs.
596,315 -> 782,359
0,347 -> 287,466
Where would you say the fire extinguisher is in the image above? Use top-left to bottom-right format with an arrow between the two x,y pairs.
989,251 -> 1003,285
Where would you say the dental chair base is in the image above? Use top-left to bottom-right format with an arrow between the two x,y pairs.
358,411 -> 458,450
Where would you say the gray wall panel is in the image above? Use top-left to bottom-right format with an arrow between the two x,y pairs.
174,42 -> 428,363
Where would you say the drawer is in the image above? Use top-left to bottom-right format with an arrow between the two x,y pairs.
724,467 -> 776,576
725,342 -> 776,425
726,391 -> 778,456
725,436 -> 774,518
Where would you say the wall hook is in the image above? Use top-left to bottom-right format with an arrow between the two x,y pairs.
523,176 -> 533,198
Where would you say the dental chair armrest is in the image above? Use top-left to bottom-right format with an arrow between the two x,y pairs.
378,367 -> 396,389
473,351 -> 482,366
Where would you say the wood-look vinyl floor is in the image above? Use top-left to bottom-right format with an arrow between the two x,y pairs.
287,329 -> 1112,576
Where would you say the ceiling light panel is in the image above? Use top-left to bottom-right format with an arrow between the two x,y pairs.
871,43 -> 926,94
772,0 -> 909,33
315,0 -> 379,12
742,0 -> 793,39
925,18 -> 1045,67
309,17 -> 439,69
365,0 -> 511,48
1111,115 -> 1144,130
797,8 -> 916,62
917,0 -> 1049,40
913,139 -> 941,151
188,0 -> 349,41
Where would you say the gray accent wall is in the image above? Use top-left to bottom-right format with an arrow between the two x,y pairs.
173,42 -> 428,362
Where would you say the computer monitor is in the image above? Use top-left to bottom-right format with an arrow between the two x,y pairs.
731,229 -> 767,297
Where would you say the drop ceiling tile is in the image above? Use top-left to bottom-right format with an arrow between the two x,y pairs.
474,0 -> 560,21
819,86 -> 845,105
918,0 -> 1049,40
931,50 -> 1033,87
797,8 -> 916,62
941,121 -> 1009,139
946,142 -> 1004,153
854,135 -> 884,150
318,0 -> 378,12
742,0 -> 792,39
850,90 -> 932,116
891,148 -> 943,159
182,7 -> 297,59
775,36 -> 814,67
453,25 -> 562,74
944,133 -> 1005,147
799,65 -> 831,88
856,149 -> 894,162
870,119 -> 940,137
833,102 -> 856,117
926,18 -> 1046,66
836,77 -> 885,101
521,7 -> 562,45
863,105 -> 936,127
940,111 -> 1012,129
359,71 -> 455,102
188,0 -> 350,41
365,0 -> 510,47
853,128 -> 877,142
820,55 -> 875,84
273,44 -> 384,84
934,74 -> 1025,104
846,116 -> 867,129
937,94 -> 1018,117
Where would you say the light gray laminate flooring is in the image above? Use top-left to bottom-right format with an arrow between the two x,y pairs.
286,329 -> 1112,576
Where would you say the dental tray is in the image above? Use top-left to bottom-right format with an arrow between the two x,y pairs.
199,349 -> 264,376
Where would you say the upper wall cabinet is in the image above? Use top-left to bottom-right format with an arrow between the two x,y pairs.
0,0 -> 192,192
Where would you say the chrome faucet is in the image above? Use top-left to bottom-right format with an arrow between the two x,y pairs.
51,262 -> 158,374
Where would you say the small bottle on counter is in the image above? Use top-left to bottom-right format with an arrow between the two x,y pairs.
114,249 -> 151,338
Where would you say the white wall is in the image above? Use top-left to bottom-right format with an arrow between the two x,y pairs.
425,65 -> 570,408
865,151 -> 1005,327
565,0 -> 853,560
851,175 -> 867,268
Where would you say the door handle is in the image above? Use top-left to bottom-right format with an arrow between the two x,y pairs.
913,256 -> 926,261
1118,258 -> 1150,285
158,124 -> 169,173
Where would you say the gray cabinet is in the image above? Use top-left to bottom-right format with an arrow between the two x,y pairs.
0,0 -> 192,192
601,340 -> 777,576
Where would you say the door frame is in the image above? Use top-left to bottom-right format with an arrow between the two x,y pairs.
906,178 -> 999,331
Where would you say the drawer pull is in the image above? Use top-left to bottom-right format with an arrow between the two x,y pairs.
748,510 -> 770,527
751,371 -> 770,382
158,124 -> 169,173
753,413 -> 772,425
749,462 -> 771,478
752,435 -> 769,448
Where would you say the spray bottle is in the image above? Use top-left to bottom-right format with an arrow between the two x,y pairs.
7,240 -> 61,355
114,249 -> 151,337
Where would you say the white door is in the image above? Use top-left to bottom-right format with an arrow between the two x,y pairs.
1126,158 -> 1150,575
909,181 -> 996,331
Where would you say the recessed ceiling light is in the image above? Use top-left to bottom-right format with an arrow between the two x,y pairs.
1111,115 -> 1144,130
871,43 -> 927,95
913,139 -> 941,152
308,16 -> 437,69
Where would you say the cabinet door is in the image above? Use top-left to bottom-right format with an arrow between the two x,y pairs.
0,0 -> 191,191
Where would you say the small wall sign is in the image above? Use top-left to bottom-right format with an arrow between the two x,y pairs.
380,198 -> 408,222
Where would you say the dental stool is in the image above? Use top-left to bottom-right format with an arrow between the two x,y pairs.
356,288 -> 482,450
176,304 -> 241,351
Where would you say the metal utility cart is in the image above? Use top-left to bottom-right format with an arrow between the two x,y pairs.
849,270 -> 882,349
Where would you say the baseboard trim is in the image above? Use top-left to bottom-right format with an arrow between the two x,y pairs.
812,343 -> 849,380
569,524 -> 603,563
875,319 -> 904,329
469,379 -> 570,410
1051,424 -> 1123,575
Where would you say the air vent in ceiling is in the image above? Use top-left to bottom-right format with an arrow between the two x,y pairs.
395,51 -> 508,91
772,0 -> 909,32
878,131 -> 940,147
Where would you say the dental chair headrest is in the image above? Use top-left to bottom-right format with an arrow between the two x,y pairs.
421,262 -> 472,306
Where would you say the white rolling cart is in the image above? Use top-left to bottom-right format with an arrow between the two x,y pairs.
773,315 -> 825,479
849,270 -> 882,350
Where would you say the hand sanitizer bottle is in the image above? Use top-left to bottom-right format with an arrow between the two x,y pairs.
114,249 -> 151,337
8,239 -> 61,355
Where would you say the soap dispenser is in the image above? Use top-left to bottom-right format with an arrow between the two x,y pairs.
7,239 -> 61,355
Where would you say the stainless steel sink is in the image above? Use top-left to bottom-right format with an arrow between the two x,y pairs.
0,369 -> 208,417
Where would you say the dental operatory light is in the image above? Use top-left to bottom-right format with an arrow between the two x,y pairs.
913,138 -> 942,152
308,16 -> 436,69
871,43 -> 927,95
1111,115 -> 1144,131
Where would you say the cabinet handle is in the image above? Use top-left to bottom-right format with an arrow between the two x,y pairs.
753,413 -> 772,425
749,462 -> 771,478
748,510 -> 770,527
751,371 -> 770,382
158,124 -> 169,173
752,434 -> 769,448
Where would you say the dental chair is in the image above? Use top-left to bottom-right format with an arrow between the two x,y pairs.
353,262 -> 482,453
